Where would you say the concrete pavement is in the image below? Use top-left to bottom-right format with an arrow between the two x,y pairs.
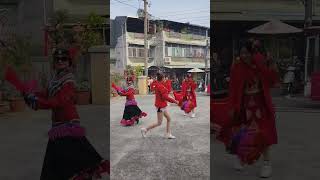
110,94 -> 210,180
0,105 -> 109,180
212,97 -> 320,180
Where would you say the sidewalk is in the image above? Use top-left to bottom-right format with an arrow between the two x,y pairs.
0,105 -> 109,180
110,95 -> 210,180
272,95 -> 320,109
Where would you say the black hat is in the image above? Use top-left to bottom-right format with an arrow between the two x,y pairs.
53,48 -> 69,58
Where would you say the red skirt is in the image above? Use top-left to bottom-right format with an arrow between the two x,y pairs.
212,94 -> 277,165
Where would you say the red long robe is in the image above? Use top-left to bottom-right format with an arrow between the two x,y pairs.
212,53 -> 279,162
181,78 -> 197,107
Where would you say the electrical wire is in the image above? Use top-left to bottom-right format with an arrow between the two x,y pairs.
112,0 -> 139,9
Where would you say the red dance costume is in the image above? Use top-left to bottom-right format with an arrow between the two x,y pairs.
213,53 -> 279,165
154,81 -> 176,109
35,82 -> 79,122
180,78 -> 197,113
32,69 -> 108,180
164,79 -> 172,93
113,83 -> 147,126
150,80 -> 157,93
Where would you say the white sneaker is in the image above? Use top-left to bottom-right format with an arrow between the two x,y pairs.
260,161 -> 272,178
166,133 -> 176,139
234,157 -> 244,171
141,128 -> 147,138
191,113 -> 196,118
184,112 -> 188,116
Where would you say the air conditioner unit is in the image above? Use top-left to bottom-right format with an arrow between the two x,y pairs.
164,57 -> 171,64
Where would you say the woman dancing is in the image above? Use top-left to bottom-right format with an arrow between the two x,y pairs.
24,48 -> 108,180
141,72 -> 179,139
116,76 -> 147,126
181,73 -> 197,118
224,40 -> 279,178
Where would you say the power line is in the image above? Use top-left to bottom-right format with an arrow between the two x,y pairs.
174,15 -> 210,21
152,8 -> 209,14
155,10 -> 210,18
112,0 -> 139,9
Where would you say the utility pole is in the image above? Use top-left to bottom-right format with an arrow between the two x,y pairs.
304,0 -> 313,96
305,0 -> 313,28
204,29 -> 209,91
143,0 -> 149,76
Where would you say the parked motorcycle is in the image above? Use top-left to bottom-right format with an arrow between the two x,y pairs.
283,66 -> 296,97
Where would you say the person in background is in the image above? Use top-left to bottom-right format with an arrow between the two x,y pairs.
164,75 -> 172,94
181,73 -> 197,118
147,76 -> 153,94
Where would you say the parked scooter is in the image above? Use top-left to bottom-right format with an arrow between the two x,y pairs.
283,66 -> 296,97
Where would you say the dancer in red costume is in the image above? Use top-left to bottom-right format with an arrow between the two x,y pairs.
164,75 -> 172,94
215,40 -> 279,178
181,73 -> 197,118
141,72 -> 179,139
23,48 -> 108,180
116,76 -> 147,126
150,76 -> 158,94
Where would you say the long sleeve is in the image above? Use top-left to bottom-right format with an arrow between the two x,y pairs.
35,89 -> 48,99
181,81 -> 187,97
228,64 -> 244,114
118,88 -> 134,96
36,83 -> 76,110
159,87 -> 176,103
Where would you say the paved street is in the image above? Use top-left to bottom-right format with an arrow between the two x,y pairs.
212,96 -> 320,180
110,94 -> 210,180
0,105 -> 109,180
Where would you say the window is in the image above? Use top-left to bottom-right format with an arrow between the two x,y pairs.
138,48 -> 144,58
132,48 -> 137,57
165,47 -> 168,56
128,48 -> 134,57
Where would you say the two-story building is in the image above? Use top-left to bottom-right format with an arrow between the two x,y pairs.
111,16 -> 210,81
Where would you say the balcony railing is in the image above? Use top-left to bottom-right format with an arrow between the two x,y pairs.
166,32 -> 207,41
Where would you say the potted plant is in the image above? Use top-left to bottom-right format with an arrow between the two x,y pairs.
2,84 -> 25,112
0,35 -> 31,112
0,81 -> 8,114
134,65 -> 144,95
8,93 -> 25,112
76,80 -> 91,105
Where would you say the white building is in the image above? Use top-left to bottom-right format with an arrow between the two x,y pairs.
111,16 -> 210,80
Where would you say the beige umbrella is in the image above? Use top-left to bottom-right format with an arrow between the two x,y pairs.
188,68 -> 205,73
248,20 -> 302,59
248,20 -> 302,34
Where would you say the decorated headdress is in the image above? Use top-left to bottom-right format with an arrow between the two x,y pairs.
124,70 -> 135,84
53,48 -> 72,66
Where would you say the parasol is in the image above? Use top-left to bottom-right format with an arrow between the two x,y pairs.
247,20 -> 302,60
187,68 -> 205,73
